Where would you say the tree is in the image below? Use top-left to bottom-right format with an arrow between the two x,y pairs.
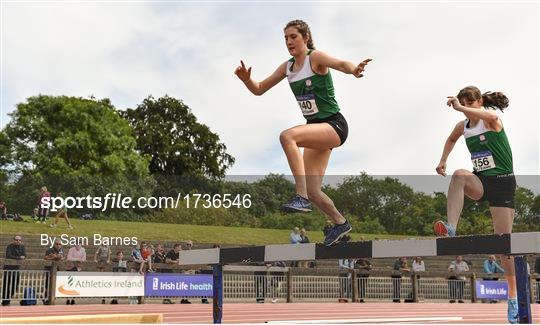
122,95 -> 235,179
2,95 -> 153,218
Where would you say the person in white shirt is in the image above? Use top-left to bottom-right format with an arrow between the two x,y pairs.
448,256 -> 469,303
412,257 -> 425,273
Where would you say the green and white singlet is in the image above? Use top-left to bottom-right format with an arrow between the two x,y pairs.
286,50 -> 340,120
463,112 -> 513,176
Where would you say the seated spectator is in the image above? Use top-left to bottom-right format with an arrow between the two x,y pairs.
448,256 -> 469,303
142,242 -> 155,273
483,255 -> 505,276
113,251 -> 127,272
153,244 -> 166,264
44,240 -> 64,261
290,227 -> 302,244
94,244 -> 111,272
165,244 -> 181,264
67,244 -> 86,272
412,256 -> 426,273
131,242 -> 146,275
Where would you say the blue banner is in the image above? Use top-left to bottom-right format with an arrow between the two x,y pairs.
145,274 -> 213,297
475,280 -> 508,299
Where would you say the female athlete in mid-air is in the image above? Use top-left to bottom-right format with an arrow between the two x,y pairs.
433,86 -> 518,323
235,19 -> 371,246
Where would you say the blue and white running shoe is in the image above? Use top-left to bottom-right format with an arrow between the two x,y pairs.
323,220 -> 352,246
281,194 -> 312,213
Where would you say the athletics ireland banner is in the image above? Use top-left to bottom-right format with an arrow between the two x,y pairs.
55,272 -> 144,297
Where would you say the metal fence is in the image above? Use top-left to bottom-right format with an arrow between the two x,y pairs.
1,269 -> 538,304
417,277 -> 471,301
1,270 -> 49,303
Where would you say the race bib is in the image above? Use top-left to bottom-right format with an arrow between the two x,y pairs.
296,94 -> 319,116
471,150 -> 496,172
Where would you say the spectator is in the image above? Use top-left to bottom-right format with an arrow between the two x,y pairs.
44,239 -> 64,305
131,242 -> 146,275
290,227 -> 302,267
299,228 -> 310,268
338,258 -> 356,302
113,251 -> 127,272
0,201 -> 7,220
44,240 -> 64,261
2,235 -> 26,306
355,258 -> 372,303
392,257 -> 410,303
448,256 -> 469,303
153,244 -> 166,264
290,227 -> 302,244
36,186 -> 51,224
94,244 -> 111,272
49,192 -> 73,229
165,244 -> 181,264
183,240 -> 208,304
482,255 -> 504,304
67,244 -> 86,272
412,257 -> 425,273
483,255 -> 505,275
142,242 -> 155,273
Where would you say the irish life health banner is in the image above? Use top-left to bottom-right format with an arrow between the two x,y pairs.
145,274 -> 213,297
475,280 -> 509,299
55,272 -> 144,297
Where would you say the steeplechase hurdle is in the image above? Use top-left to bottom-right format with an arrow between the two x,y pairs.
178,232 -> 540,324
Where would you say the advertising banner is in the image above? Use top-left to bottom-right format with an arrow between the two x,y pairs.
55,272 -> 144,297
145,274 -> 213,297
475,280 -> 508,299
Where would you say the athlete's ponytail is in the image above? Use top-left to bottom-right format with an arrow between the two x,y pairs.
284,20 -> 316,50
482,91 -> 509,111
457,86 -> 509,111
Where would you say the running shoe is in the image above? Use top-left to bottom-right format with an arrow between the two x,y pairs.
507,298 -> 519,324
281,194 -> 312,213
323,220 -> 352,246
434,220 -> 456,237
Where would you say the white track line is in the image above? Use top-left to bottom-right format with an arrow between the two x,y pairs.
266,317 -> 463,324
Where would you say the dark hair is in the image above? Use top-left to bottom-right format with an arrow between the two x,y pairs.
284,20 -> 315,50
457,86 -> 509,111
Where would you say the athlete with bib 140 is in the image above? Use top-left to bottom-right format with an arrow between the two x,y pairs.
234,19 -> 371,246
433,86 -> 519,323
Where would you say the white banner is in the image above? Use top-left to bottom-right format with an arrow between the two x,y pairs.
55,272 -> 144,297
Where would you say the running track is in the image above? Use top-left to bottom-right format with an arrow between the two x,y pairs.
1,303 -> 539,323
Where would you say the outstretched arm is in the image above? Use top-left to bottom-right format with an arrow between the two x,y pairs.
436,121 -> 464,176
235,60 -> 286,96
310,50 -> 372,78
446,97 -> 502,131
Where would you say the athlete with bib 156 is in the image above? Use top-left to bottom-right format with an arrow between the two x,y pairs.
234,20 -> 371,246
432,86 -> 519,323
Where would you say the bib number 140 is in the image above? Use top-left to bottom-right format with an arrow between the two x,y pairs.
296,94 -> 319,116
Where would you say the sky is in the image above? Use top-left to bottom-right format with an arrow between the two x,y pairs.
1,1 -> 538,193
